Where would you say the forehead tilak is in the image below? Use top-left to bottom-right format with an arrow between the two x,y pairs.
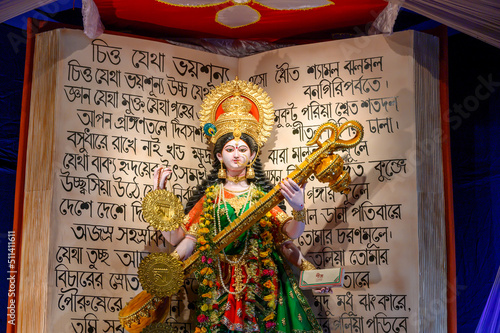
224,139 -> 249,149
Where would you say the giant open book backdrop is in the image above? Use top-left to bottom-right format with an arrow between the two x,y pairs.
17,28 -> 445,332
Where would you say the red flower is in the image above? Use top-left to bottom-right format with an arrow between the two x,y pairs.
197,314 -> 208,323
212,304 -> 219,310
265,321 -> 276,329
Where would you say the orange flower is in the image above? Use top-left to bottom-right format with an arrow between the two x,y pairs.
201,292 -> 212,298
199,267 -> 213,275
263,280 -> 275,289
261,231 -> 273,244
202,279 -> 214,287
198,227 -> 210,234
198,236 -> 207,245
260,249 -> 270,258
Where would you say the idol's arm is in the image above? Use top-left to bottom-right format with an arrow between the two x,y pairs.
166,206 -> 203,260
154,165 -> 200,259
161,228 -> 185,246
279,240 -> 331,293
279,178 -> 307,239
160,220 -> 197,260
282,219 -> 305,239
172,235 -> 196,260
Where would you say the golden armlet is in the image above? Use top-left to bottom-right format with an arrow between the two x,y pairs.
300,259 -> 317,271
292,209 -> 307,222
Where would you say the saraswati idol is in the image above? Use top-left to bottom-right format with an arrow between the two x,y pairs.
119,78 -> 364,333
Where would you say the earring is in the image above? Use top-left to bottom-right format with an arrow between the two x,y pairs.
246,147 -> 259,180
218,163 -> 227,179
246,165 -> 255,179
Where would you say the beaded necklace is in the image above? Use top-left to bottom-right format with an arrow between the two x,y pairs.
216,183 -> 253,297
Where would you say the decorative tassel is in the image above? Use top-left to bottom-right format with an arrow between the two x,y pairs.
246,166 -> 255,179
218,164 -> 227,179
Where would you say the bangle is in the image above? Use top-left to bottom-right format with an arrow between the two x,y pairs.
171,251 -> 181,261
185,234 -> 197,242
276,233 -> 292,247
185,222 -> 199,238
299,259 -> 316,271
292,209 -> 307,222
276,211 -> 292,231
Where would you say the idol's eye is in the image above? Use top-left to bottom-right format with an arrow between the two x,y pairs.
224,146 -> 235,153
238,147 -> 248,153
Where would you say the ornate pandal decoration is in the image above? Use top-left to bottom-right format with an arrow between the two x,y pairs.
156,1 -> 334,29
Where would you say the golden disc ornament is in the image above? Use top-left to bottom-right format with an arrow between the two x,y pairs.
138,253 -> 184,298
142,190 -> 184,231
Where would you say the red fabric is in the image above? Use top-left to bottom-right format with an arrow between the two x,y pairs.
222,262 -> 255,330
215,96 -> 259,121
94,0 -> 388,40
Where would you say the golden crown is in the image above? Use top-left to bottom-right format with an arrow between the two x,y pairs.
199,78 -> 274,148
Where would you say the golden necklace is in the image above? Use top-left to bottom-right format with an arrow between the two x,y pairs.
226,175 -> 246,183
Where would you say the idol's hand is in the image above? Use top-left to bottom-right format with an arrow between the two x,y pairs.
280,241 -> 302,266
153,166 -> 173,190
279,178 -> 306,211
173,236 -> 196,261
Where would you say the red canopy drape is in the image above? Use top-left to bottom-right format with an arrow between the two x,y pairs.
94,0 -> 388,40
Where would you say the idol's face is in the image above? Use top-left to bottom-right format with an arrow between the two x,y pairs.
216,139 -> 256,174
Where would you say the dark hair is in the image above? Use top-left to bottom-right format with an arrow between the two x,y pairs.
184,133 -> 285,213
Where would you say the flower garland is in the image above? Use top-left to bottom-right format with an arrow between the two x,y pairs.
194,184 -> 278,332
